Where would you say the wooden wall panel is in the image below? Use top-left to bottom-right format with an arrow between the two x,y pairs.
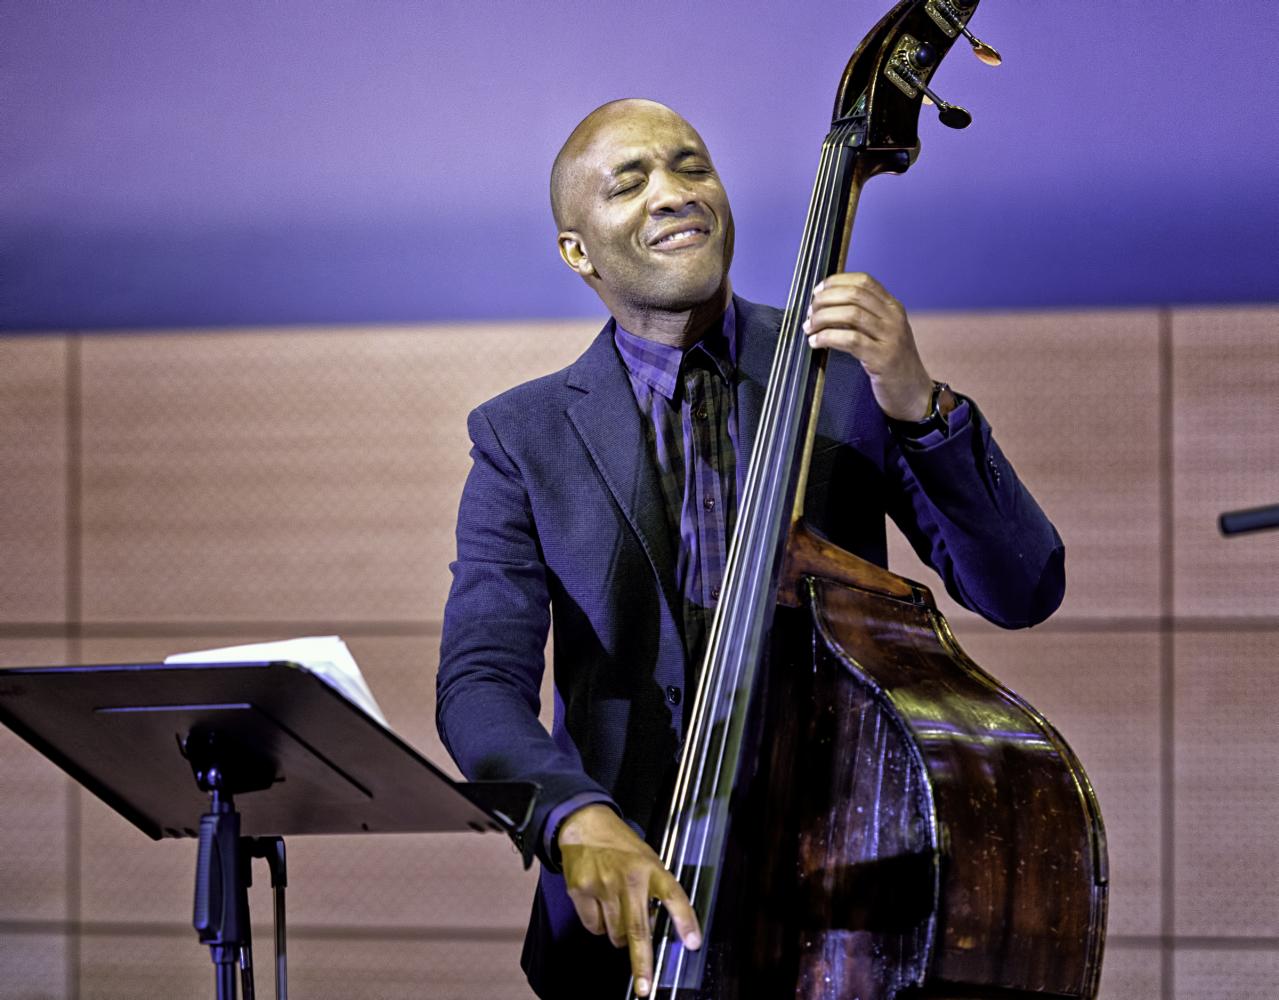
1096,943 -> 1162,1000
0,338 -> 67,623
954,630 -> 1162,937
1174,949 -> 1279,1000
80,931 -> 534,1000
1174,630 -> 1279,938
0,932 -> 69,1000
284,936 -> 534,1000
895,310 -> 1162,624
78,931 -> 230,1000
0,639 -> 72,922
77,791 -> 192,927
1172,307 -> 1279,617
79,322 -> 596,626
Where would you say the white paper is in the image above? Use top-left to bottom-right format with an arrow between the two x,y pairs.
164,635 -> 388,727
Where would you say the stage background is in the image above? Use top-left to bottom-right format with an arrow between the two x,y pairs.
2,2 -> 1277,999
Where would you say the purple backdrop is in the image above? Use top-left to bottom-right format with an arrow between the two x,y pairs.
4,2 -> 1277,330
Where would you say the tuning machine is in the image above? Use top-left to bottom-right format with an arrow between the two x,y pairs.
885,37 -> 973,129
927,0 -> 1002,66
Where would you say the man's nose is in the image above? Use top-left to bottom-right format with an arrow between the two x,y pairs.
647,169 -> 697,214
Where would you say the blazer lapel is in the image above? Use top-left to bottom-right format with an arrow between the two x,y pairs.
562,301 -> 782,650
565,323 -> 683,634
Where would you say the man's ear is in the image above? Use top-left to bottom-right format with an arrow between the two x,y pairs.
558,232 -> 595,277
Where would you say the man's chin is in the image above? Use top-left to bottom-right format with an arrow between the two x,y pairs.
645,272 -> 730,314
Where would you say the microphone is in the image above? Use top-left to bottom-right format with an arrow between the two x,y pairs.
1219,503 -> 1279,536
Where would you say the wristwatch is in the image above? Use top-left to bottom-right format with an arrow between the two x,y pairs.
888,380 -> 954,440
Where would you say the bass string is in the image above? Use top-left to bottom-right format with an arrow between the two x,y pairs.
661,133 -> 841,862
673,118 -> 857,841
672,123 -> 854,884
661,124 -> 848,877
655,130 -> 846,887
676,119 -> 856,855
651,139 -> 846,992
649,121 -> 858,993
660,121 -> 856,896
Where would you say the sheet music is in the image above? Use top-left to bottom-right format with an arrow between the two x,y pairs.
164,635 -> 388,727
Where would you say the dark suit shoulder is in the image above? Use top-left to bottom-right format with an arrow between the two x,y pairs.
472,362 -> 576,421
734,295 -> 784,335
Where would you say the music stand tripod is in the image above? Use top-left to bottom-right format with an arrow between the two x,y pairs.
186,727 -> 291,1000
0,660 -> 538,1000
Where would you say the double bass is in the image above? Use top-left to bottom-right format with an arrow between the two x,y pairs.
636,3 -> 1108,997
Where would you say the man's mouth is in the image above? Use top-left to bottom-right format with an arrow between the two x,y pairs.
649,226 -> 709,250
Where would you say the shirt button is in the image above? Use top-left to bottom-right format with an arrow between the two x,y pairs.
666,685 -> 682,705
694,406 -> 708,421
710,585 -> 721,600
703,497 -> 715,512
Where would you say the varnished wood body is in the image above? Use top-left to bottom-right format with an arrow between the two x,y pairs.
692,537 -> 1108,999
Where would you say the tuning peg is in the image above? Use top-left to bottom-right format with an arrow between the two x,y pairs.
947,0 -> 1001,65
960,25 -> 1001,66
905,43 -> 973,129
923,87 -> 972,129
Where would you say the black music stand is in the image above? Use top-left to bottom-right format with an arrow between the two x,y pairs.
0,661 -> 537,1000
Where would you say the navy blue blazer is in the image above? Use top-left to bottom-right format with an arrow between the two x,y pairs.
436,296 -> 1064,997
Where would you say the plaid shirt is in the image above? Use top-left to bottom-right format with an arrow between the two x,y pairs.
613,302 -> 739,667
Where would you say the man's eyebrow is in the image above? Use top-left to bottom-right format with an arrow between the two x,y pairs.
608,158 -> 646,178
606,147 -> 705,178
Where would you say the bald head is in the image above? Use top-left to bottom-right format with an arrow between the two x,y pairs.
550,98 -> 700,231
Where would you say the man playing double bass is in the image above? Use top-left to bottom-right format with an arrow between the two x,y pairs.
436,98 -> 1064,999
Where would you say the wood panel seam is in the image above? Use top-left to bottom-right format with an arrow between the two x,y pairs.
1157,305 -> 1175,1000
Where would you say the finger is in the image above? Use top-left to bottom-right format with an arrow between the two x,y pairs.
810,284 -> 890,323
815,270 -> 891,299
568,889 -> 607,936
805,326 -> 877,358
804,303 -> 887,340
652,870 -> 702,950
600,892 -> 628,949
625,874 -> 655,997
811,274 -> 898,319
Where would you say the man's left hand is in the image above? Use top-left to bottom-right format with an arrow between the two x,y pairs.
803,272 -> 934,422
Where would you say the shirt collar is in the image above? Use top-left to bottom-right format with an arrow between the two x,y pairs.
613,300 -> 738,402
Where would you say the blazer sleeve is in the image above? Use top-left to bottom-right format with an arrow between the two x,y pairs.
436,405 -> 616,868
882,399 -> 1066,629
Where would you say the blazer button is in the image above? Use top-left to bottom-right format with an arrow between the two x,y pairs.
666,685 -> 682,705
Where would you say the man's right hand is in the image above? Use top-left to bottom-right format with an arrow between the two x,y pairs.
557,804 -> 702,998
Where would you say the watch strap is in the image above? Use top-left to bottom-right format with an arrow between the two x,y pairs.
887,380 -> 953,440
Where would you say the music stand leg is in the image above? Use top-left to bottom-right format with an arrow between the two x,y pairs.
194,788 -> 251,1000
239,922 -> 256,1000
274,881 -> 287,1000
247,836 -> 288,1000
214,957 -> 238,999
